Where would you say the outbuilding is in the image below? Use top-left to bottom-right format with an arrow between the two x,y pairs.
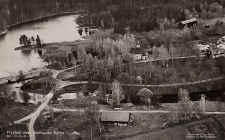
179,18 -> 198,29
100,112 -> 131,125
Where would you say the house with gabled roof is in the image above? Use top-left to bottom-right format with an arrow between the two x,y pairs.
179,18 -> 197,29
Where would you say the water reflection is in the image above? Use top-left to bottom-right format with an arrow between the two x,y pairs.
21,50 -> 32,56
0,14 -> 83,78
77,28 -> 95,36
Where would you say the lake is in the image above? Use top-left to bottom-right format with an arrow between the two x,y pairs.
0,14 -> 83,78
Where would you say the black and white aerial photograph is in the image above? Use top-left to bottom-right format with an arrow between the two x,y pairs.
0,0 -> 225,139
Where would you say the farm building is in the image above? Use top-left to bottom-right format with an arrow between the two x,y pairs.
179,18 -> 198,29
100,112 -> 130,125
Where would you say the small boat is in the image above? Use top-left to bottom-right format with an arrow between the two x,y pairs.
0,30 -> 8,36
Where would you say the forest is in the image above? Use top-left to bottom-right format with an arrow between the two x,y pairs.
0,0 -> 83,32
76,0 -> 225,33
1,0 -> 225,33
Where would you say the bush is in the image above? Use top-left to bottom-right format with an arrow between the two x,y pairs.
190,29 -> 202,40
206,11 -> 217,19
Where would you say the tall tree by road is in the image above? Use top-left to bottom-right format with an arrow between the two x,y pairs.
22,91 -> 30,105
158,45 -> 169,69
111,79 -> 124,107
85,101 -> 100,139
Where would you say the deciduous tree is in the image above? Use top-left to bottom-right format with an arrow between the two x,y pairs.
85,101 -> 100,139
137,88 -> 154,107
18,70 -> 25,84
36,35 -> 42,48
0,84 -> 12,124
111,80 -> 124,107
158,45 -> 169,68
177,88 -> 193,121
22,91 -> 30,105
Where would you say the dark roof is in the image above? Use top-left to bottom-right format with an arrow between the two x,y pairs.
130,48 -> 146,54
125,118 -> 225,140
101,112 -> 130,122
142,53 -> 148,56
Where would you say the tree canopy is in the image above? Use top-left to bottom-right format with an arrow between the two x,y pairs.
137,88 -> 154,107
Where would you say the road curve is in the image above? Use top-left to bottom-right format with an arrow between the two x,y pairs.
13,69 -> 60,140
14,90 -> 54,124
56,76 -> 225,89
14,90 -> 54,140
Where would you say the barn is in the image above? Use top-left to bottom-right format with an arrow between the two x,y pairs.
179,18 -> 198,29
100,112 -> 130,125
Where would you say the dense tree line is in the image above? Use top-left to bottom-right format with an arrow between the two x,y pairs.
0,0 -> 223,34
0,0 -> 224,33
76,0 -> 225,33
19,34 -> 42,47
0,0 -> 9,32
58,33 -> 225,91
0,0 -> 83,32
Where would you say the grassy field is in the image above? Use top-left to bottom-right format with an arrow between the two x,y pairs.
33,111 -> 168,140
0,103 -> 36,139
43,40 -> 93,56
101,113 -> 166,139
0,103 -> 36,126
198,17 -> 225,26
34,112 -> 104,140
123,116 -> 225,140
162,101 -> 225,112
42,29 -> 114,57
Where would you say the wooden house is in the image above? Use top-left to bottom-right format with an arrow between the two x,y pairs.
179,18 -> 198,29
100,112 -> 130,125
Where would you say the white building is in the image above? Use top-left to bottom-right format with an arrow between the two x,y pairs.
130,43 -> 148,60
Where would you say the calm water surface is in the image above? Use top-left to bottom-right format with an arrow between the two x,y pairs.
0,15 -> 82,78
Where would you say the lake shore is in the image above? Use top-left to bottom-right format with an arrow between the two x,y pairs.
14,39 -> 92,55
14,28 -> 109,56
2,27 -> 105,85
8,29 -> 105,83
0,11 -> 83,38
7,11 -> 83,30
